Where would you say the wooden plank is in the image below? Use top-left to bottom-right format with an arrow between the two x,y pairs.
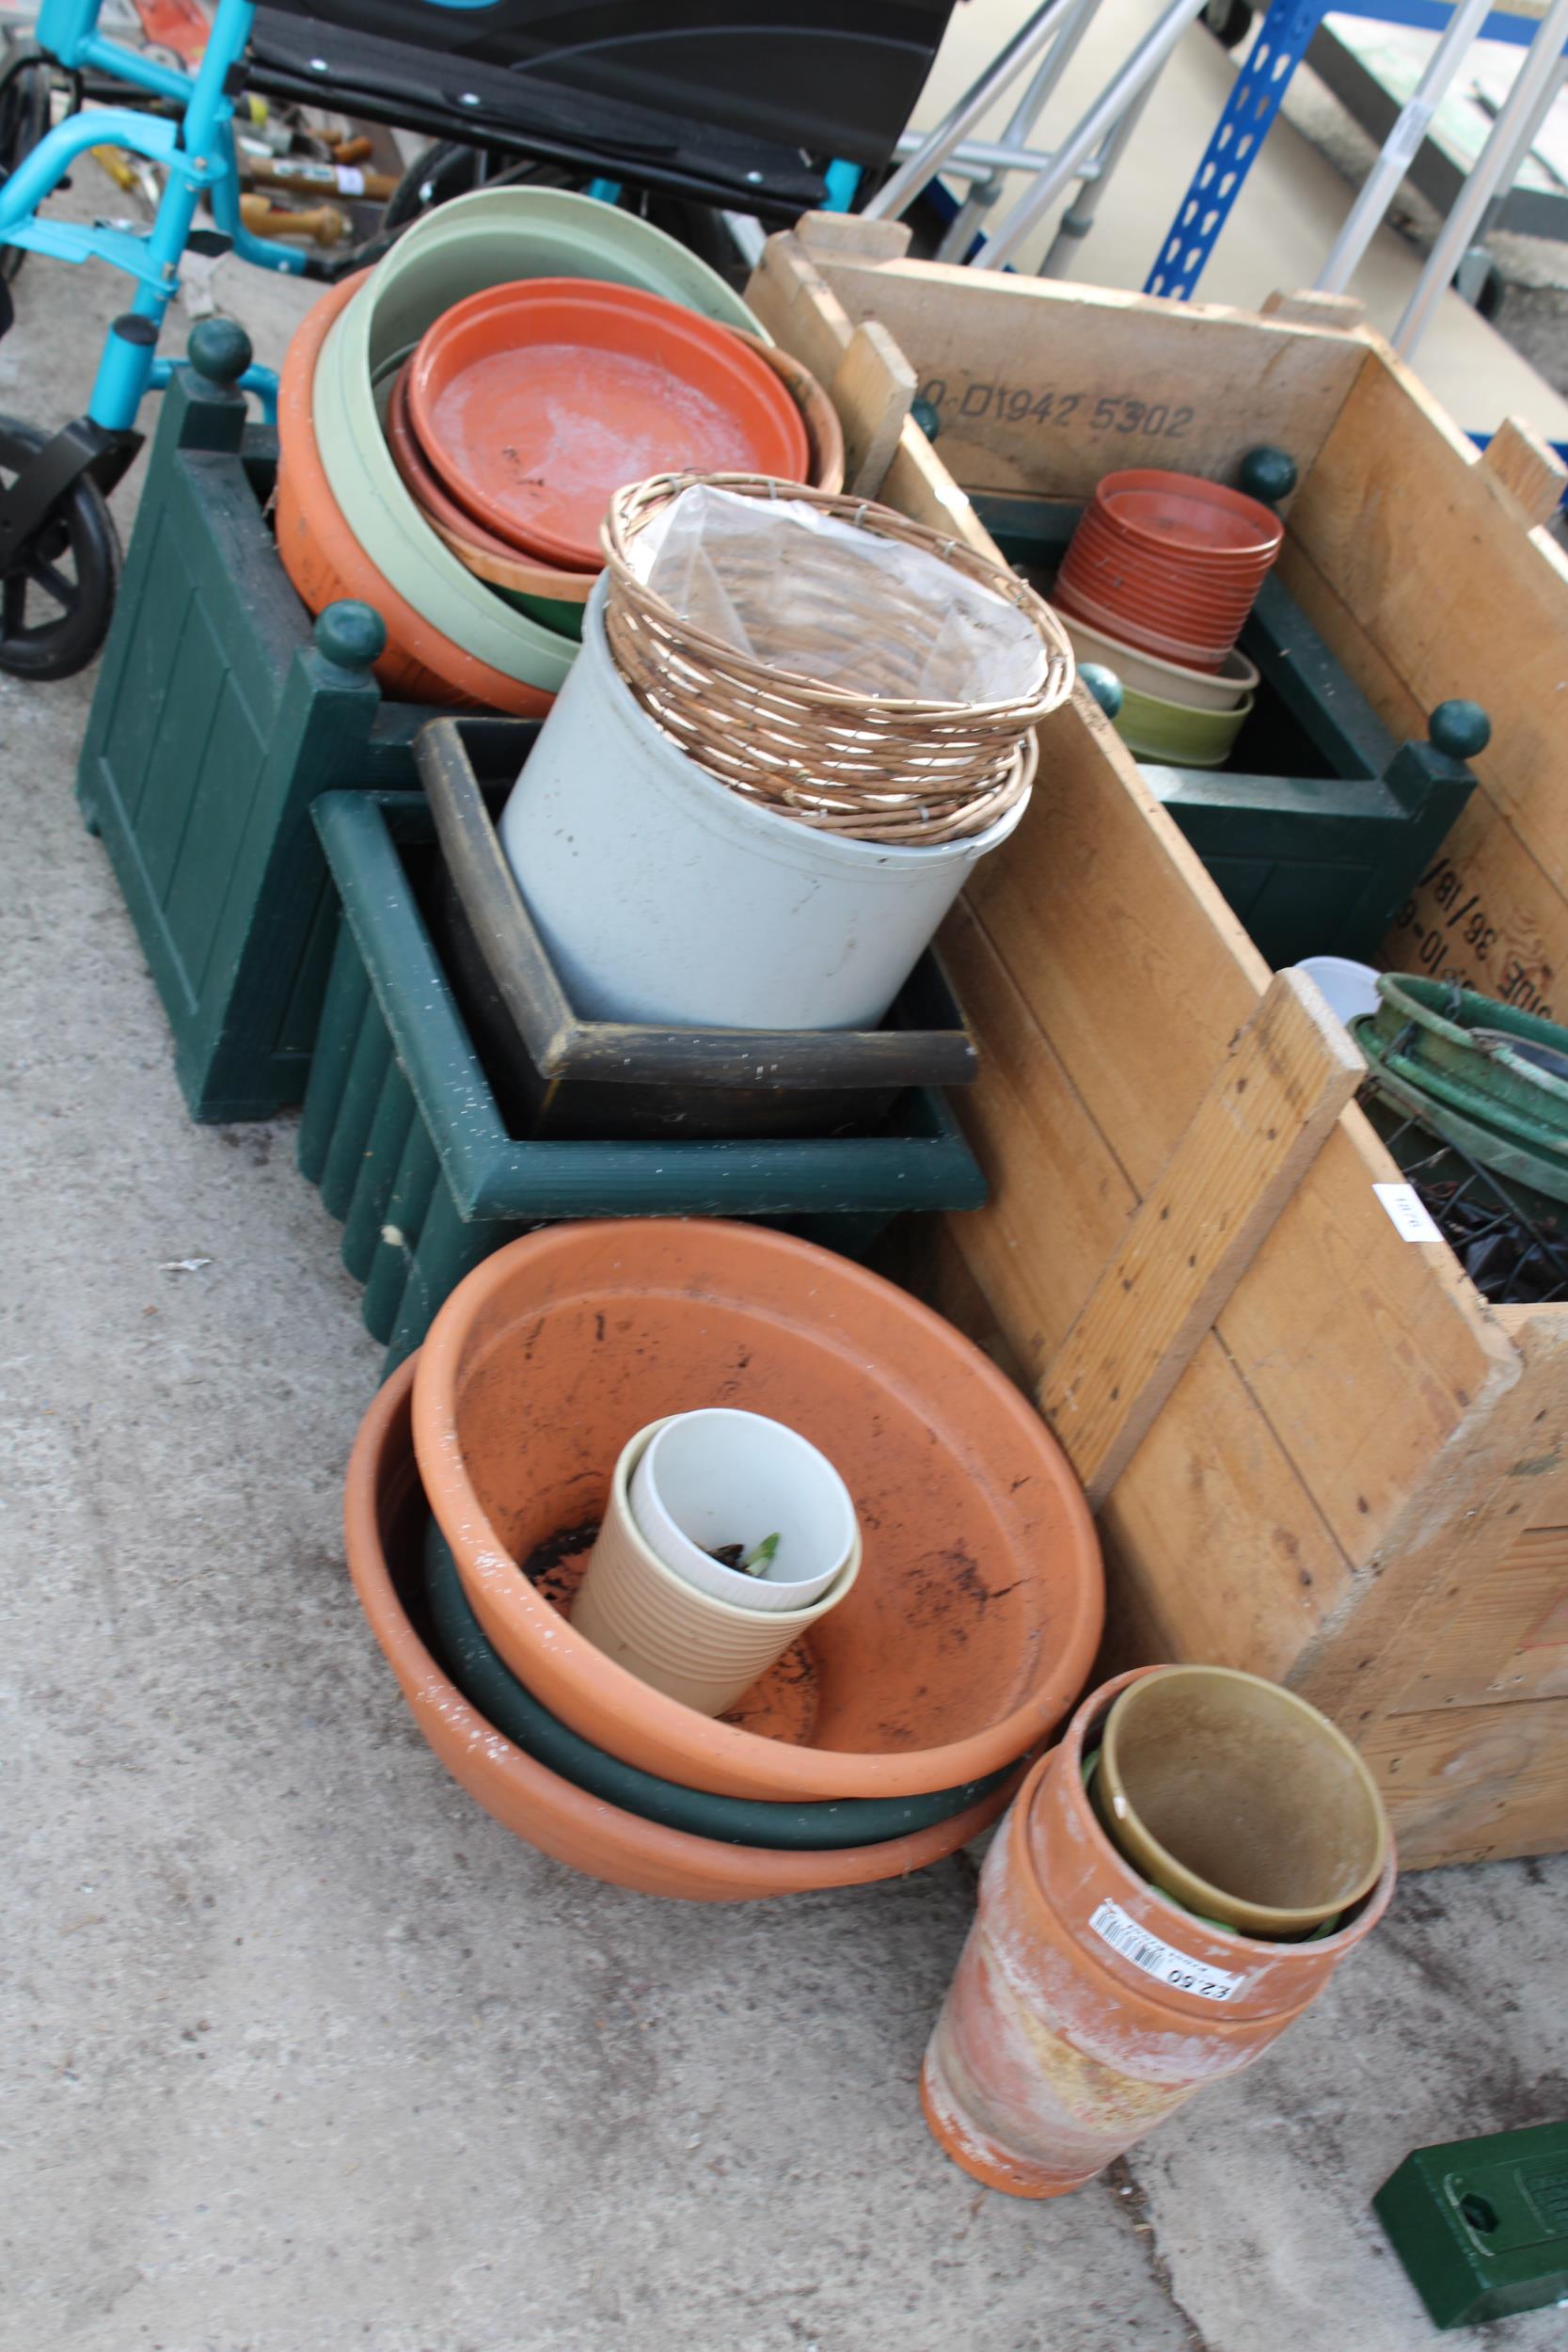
1277,538 -> 1568,1019
746,234 -> 990,554
1261,289 -> 1368,333
1099,1342 -> 1355,1681
1039,971 -> 1361,1507
964,652 -> 1513,1568
1481,416 -> 1568,530
831,321 -> 916,499
1392,1523 -> 1568,1710
1293,1308 -> 1568,1733
1359,1695 -> 1568,1869
1286,348 -> 1568,919
806,251 -> 1367,502
933,905 -> 1357,1672
794,210 -> 912,262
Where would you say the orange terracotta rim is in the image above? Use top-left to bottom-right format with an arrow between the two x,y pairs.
407,276 -> 811,572
1093,469 -> 1284,562
385,359 -> 600,603
274,271 -> 555,714
411,1220 -> 1105,1804
343,1355 -> 1021,1901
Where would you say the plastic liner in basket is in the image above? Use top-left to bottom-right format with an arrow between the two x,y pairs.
630,483 -> 1050,706
602,472 -> 1076,846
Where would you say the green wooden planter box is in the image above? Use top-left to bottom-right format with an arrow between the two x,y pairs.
304,791 -> 988,1369
976,495 -> 1483,971
75,323 -> 438,1124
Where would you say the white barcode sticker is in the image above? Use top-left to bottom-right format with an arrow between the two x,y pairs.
1088,1898 -> 1242,2002
1373,1182 -> 1445,1245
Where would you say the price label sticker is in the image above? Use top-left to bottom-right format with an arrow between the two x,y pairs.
1088,1899 -> 1242,2002
1373,1183 -> 1445,1246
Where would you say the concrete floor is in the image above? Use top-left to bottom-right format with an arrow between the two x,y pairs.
5,87 -> 1568,2352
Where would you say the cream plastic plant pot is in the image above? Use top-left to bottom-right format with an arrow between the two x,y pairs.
498,578 -> 1028,1030
628,1407 -> 858,1613
574,1419 -> 862,1714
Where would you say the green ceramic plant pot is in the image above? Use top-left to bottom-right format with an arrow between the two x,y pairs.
311,189 -> 768,698
421,1517 -> 1015,1850
1115,678 -> 1254,768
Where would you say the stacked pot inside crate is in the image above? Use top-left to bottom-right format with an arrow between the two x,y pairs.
1052,469 -> 1284,770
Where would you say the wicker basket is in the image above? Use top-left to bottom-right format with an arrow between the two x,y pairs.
601,473 -> 1075,845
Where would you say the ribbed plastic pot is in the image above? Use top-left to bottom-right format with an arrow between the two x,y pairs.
920,1669 -> 1397,2197
1051,577 -> 1233,673
572,1418 -> 861,1714
413,1220 -> 1102,1803
344,1355 -> 1022,1900
275,275 -> 556,713
498,579 -> 1028,1031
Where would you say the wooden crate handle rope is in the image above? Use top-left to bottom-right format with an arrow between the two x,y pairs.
1038,969 -> 1363,1509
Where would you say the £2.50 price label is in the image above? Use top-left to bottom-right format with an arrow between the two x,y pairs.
1088,1899 -> 1242,2002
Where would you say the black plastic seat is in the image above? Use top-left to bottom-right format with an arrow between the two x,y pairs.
245,0 -> 957,215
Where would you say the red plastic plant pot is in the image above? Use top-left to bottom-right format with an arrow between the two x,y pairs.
407,277 -> 811,572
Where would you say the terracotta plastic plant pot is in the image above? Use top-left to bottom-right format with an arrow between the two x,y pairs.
313,306 -> 578,693
1097,1666 -> 1391,1936
1114,680 -> 1254,768
735,327 -> 845,496
1051,578 -> 1232,673
408,278 -> 810,573
920,1669 -> 1398,2197
384,361 -> 595,635
412,1220 -> 1104,1803
1095,469 -> 1284,563
1057,527 -> 1265,644
421,1518 -> 1009,1849
344,1356 -> 1021,1899
573,1417 -> 861,1714
1056,612 -> 1258,710
274,275 -> 556,713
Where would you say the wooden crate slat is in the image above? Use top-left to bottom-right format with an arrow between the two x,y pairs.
1358,1694 -> 1568,1867
806,249 -> 1368,501
1287,356 -> 1568,1011
1040,970 -> 1361,1508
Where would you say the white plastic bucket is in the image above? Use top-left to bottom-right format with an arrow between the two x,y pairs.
1296,956 -> 1380,1029
497,578 -> 1030,1030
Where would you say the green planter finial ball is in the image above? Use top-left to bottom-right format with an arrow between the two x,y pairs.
314,602 -> 387,673
1239,445 -> 1298,506
1430,699 -> 1491,759
1078,661 -> 1123,719
911,396 -> 942,442
187,318 -> 252,388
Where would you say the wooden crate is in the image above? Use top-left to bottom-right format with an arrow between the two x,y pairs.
746,218 -> 1568,1869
